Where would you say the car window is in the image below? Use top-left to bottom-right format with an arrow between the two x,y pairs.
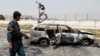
47,25 -> 57,30
59,25 -> 76,33
59,25 -> 69,32
34,24 -> 47,31
60,25 -> 69,30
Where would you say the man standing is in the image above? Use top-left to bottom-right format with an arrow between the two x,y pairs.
36,1 -> 48,23
7,11 -> 29,56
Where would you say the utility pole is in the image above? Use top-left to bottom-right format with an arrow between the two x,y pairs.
87,14 -> 88,20
55,15 -> 56,20
75,14 -> 76,21
64,14 -> 66,24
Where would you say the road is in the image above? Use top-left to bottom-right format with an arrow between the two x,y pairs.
0,28 -> 100,56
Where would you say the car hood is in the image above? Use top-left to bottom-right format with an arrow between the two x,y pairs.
80,30 -> 94,35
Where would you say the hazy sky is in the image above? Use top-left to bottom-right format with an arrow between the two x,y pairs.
0,0 -> 100,19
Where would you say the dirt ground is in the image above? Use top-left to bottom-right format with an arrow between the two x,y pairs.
0,29 -> 100,56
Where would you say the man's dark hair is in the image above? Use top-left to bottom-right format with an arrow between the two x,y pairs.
13,11 -> 21,19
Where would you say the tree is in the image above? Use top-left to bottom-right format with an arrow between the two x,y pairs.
0,15 -> 5,20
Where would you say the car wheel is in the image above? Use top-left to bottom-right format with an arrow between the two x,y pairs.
81,39 -> 90,46
39,39 -> 49,47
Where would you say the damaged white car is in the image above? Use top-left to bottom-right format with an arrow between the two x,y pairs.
30,23 -> 95,46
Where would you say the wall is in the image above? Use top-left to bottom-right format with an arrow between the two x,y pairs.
0,20 -> 100,29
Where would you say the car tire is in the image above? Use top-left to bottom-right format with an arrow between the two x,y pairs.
81,39 -> 90,46
39,39 -> 49,47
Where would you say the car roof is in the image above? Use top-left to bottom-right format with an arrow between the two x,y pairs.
39,23 -> 68,26
31,23 -> 74,30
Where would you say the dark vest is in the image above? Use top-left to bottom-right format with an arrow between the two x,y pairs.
8,20 -> 22,42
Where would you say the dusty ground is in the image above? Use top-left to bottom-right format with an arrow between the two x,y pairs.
0,28 -> 100,56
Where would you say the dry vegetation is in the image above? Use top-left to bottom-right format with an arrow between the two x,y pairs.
0,24 -> 33,30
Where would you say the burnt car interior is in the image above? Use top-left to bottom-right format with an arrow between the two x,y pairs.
34,27 -> 45,31
46,25 -> 59,40
34,24 -> 78,40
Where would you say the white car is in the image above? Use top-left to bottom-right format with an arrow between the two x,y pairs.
30,23 -> 95,46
